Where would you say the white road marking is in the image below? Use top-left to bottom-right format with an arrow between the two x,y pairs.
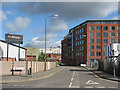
84,86 -> 94,88
96,86 -> 106,88
70,86 -> 80,88
71,78 -> 73,81
86,80 -> 99,85
69,82 -> 72,88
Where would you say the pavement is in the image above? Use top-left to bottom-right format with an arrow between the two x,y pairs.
1,66 -> 119,88
2,66 -> 64,83
86,67 -> 120,82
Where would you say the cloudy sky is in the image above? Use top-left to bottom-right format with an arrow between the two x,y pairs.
1,0 -> 119,48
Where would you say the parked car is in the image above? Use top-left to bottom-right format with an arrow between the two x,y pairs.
59,63 -> 65,66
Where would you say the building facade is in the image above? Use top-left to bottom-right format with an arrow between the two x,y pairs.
0,40 -> 27,61
62,20 -> 120,66
25,47 -> 40,61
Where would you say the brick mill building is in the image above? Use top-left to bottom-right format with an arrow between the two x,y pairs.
61,20 -> 120,66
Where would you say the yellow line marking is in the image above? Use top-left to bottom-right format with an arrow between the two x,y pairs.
2,67 -> 65,83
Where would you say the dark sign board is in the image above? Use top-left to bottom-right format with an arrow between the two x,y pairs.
5,34 -> 23,44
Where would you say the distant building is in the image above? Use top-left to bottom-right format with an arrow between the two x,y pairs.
40,46 -> 61,54
25,47 -> 40,61
40,46 -> 61,61
0,40 -> 27,61
62,20 -> 120,66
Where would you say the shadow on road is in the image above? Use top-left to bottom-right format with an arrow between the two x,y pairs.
69,69 -> 88,72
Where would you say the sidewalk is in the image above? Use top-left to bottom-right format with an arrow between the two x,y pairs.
2,66 -> 64,83
87,68 -> 120,82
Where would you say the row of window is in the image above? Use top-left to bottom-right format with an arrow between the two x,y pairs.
75,28 -> 84,35
89,26 -> 120,31
75,52 -> 84,56
75,34 -> 84,40
76,40 -> 84,46
89,39 -> 119,44
89,32 -> 118,37
76,46 -> 84,51
89,52 -> 101,56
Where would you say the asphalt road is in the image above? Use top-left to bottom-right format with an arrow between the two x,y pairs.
2,66 -> 119,88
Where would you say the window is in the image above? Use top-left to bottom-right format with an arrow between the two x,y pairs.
103,45 -> 108,50
76,31 -> 77,35
80,35 -> 81,39
96,45 -> 101,50
118,32 -> 120,37
96,26 -> 101,31
103,39 -> 108,44
96,32 -> 101,37
96,52 -> 101,56
110,26 -> 115,31
103,32 -> 108,37
118,39 -> 120,43
89,39 -> 94,44
110,32 -> 115,37
82,46 -> 84,50
89,45 -> 94,50
82,34 -> 84,38
76,36 -> 77,40
78,42 -> 79,45
82,28 -> 84,32
103,26 -> 108,31
110,39 -> 115,43
89,52 -> 94,56
76,42 -> 77,46
89,32 -> 94,37
82,52 -> 84,56
80,46 -> 81,51
80,29 -> 81,33
89,26 -> 94,31
96,39 -> 101,44
117,26 -> 120,31
82,40 -> 84,44
78,30 -> 79,34
80,41 -> 81,45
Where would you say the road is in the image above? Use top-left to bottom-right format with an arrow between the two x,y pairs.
2,66 -> 119,88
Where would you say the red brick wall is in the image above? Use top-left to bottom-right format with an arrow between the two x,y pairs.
26,56 -> 36,61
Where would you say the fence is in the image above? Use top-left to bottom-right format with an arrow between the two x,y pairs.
0,61 -> 56,75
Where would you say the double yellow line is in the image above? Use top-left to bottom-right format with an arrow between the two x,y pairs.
2,67 -> 65,83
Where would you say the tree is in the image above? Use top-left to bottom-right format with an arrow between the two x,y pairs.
38,52 -> 45,61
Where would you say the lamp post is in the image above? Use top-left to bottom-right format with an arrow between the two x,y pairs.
45,14 -> 58,71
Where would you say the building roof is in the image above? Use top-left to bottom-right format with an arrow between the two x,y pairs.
69,19 -> 120,33
0,40 -> 27,50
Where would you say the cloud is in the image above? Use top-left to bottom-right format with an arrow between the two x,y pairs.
24,33 -> 60,48
48,18 -> 68,33
5,17 -> 31,33
20,2 -> 118,21
0,10 -> 7,22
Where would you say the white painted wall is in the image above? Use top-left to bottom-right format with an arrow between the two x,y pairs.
0,41 -> 26,61
105,43 -> 120,57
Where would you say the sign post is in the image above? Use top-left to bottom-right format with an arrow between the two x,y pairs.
5,34 -> 23,61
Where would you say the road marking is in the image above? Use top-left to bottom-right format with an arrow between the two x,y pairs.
71,78 -> 73,81
96,86 -> 106,88
109,87 -> 118,88
70,86 -> 80,88
86,80 -> 99,84
2,67 -> 65,83
69,82 -> 72,88
87,69 -> 119,83
84,86 -> 94,88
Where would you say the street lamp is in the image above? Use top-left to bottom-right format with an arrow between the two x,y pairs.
45,14 -> 59,71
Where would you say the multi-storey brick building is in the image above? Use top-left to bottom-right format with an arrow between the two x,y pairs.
61,20 -> 120,66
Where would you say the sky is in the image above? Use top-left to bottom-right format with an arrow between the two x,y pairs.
0,0 -> 119,49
